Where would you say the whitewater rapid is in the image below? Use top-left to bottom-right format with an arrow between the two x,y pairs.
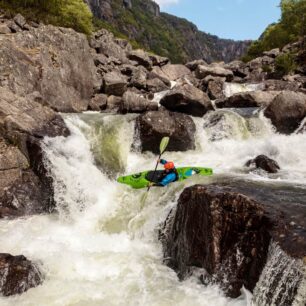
0,83 -> 305,305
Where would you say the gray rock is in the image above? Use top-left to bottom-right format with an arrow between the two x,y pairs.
103,71 -> 128,96
196,64 -> 234,81
0,253 -> 43,296
207,78 -> 226,100
216,91 -> 279,108
224,60 -> 248,78
7,21 -> 21,33
0,24 -> 11,34
246,155 -> 280,173
106,95 -> 122,112
149,54 -> 169,67
121,91 -> 158,113
185,59 -> 208,71
13,14 -> 26,28
161,64 -> 191,81
160,84 -> 213,117
0,25 -> 97,112
264,91 -> 306,134
146,77 -> 169,93
127,49 -> 153,69
263,48 -> 280,58
130,68 -> 147,89
135,110 -> 196,153
88,94 -> 107,111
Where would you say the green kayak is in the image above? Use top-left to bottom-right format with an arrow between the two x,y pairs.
117,167 -> 213,189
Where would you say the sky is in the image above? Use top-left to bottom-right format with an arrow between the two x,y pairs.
154,0 -> 281,40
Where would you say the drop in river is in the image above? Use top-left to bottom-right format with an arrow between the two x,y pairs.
0,84 -> 305,306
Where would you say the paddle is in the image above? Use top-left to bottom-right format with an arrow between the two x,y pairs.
140,136 -> 170,205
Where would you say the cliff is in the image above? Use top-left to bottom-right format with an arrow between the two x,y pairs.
85,0 -> 251,63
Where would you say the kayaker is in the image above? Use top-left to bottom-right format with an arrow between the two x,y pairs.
148,159 -> 179,187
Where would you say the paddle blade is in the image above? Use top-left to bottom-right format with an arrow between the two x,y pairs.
160,137 -> 170,154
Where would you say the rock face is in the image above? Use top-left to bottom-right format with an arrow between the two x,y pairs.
0,25 -> 97,112
161,185 -> 270,298
160,84 -> 213,117
135,110 -> 196,153
0,253 -> 43,296
85,0 -> 250,63
161,182 -> 306,302
264,91 -> 306,134
246,155 -> 280,173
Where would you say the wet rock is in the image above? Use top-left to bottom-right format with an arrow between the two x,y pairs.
264,91 -> 306,134
161,64 -> 191,81
161,185 -> 270,298
88,94 -> 107,111
135,110 -> 196,153
121,91 -> 158,113
0,25 -> 97,112
0,253 -> 43,296
160,84 -> 213,117
103,71 -> 128,96
196,64 -> 234,82
127,49 -> 152,70
246,155 -> 280,173
216,91 -> 279,108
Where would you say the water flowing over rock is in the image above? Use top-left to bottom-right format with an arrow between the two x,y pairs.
161,183 -> 306,302
264,91 -> 306,134
160,84 -> 213,117
134,110 -> 196,153
246,155 -> 280,173
161,185 -> 270,298
0,253 -> 43,296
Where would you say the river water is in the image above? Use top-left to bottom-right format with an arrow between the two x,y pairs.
0,84 -> 305,305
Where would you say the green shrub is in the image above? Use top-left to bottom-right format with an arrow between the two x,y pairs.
275,53 -> 297,75
0,0 -> 93,35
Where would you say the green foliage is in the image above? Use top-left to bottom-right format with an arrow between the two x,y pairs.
0,0 -> 93,35
245,0 -> 306,60
275,53 -> 297,75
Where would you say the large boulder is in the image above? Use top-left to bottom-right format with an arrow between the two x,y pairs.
0,253 -> 43,296
88,94 -> 107,111
135,110 -> 196,153
185,59 -> 208,71
206,78 -> 226,100
0,88 -> 69,218
127,49 -> 153,70
224,60 -> 248,78
264,91 -> 306,134
161,185 -> 270,298
149,54 -> 169,67
245,155 -> 280,173
216,91 -> 279,108
161,64 -> 191,81
196,65 -> 234,82
103,71 -> 128,96
160,84 -> 213,117
121,91 -> 158,113
0,25 -> 97,112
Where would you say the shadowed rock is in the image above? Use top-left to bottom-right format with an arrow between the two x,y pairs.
0,253 -> 43,296
160,84 -> 213,117
246,155 -> 280,173
135,110 -> 196,153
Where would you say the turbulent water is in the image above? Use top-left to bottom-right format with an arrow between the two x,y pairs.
0,83 -> 305,305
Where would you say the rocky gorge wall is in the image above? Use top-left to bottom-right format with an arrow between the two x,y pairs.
0,10 -> 306,304
85,0 -> 251,63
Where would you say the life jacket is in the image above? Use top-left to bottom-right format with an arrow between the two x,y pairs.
162,168 -> 179,182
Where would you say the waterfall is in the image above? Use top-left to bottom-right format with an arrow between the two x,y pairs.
252,242 -> 306,306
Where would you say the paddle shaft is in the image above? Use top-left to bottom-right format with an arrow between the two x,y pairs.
146,153 -> 162,192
